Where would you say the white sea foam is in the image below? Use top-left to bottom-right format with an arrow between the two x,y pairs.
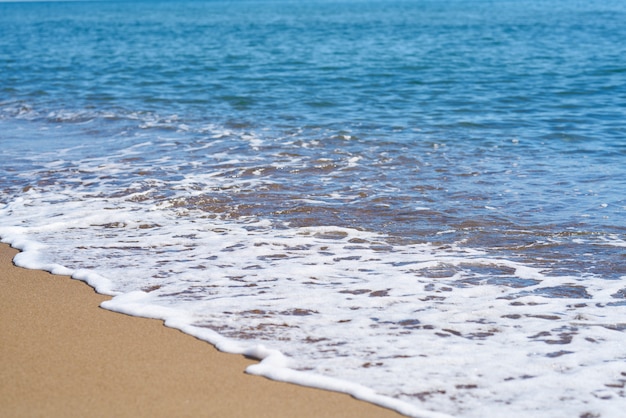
1,169 -> 625,417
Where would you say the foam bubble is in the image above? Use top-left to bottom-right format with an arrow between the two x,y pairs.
2,182 -> 625,417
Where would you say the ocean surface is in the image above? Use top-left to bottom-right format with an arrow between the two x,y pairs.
1,1 -> 625,416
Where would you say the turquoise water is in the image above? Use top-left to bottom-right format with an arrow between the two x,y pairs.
1,1 -> 625,417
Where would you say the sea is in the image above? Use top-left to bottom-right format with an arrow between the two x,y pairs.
1,1 -> 625,417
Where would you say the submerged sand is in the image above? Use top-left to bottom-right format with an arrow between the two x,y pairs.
0,243 -> 400,418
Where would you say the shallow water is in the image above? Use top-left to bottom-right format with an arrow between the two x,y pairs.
1,1 -> 625,417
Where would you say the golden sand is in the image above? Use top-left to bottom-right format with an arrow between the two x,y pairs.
0,243 -> 400,418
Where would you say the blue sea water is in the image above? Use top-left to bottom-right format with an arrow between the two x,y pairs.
1,1 -> 625,417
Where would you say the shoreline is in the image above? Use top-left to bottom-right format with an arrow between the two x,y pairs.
0,243 -> 401,418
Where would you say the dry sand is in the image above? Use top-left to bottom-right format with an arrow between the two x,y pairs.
0,243 -> 401,418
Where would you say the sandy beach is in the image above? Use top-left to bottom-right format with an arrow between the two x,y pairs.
0,243 -> 400,418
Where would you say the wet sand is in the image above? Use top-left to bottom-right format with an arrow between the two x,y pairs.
0,243 -> 400,418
